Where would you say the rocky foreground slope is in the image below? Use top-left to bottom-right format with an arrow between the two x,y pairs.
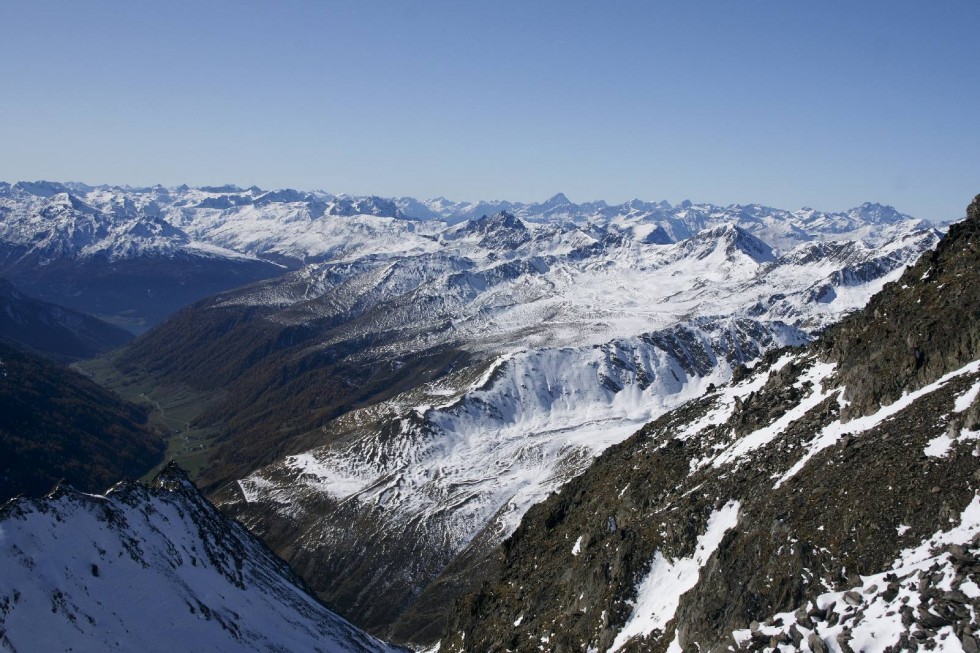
442,196 -> 980,652
0,463 -> 402,653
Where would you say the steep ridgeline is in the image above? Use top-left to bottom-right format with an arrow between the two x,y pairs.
0,279 -> 132,361
0,464 -> 403,653
0,181 -> 940,332
0,341 -> 163,502
442,195 -> 980,652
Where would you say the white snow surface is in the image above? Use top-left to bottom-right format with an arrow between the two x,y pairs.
0,185 -> 938,346
610,500 -> 741,652
0,474 -> 398,653
955,379 -> 980,413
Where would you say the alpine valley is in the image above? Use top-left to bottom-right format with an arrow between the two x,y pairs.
2,180 -> 976,653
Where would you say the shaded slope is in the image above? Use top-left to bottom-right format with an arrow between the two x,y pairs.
0,278 -> 132,361
0,341 -> 164,501
0,251 -> 287,334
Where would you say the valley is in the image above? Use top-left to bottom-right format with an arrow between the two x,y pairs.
73,350 -> 225,480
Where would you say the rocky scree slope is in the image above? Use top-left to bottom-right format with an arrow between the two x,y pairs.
0,463 -> 403,653
442,195 -> 980,652
0,340 -> 163,502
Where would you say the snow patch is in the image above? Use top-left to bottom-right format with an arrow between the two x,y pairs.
712,360 -> 837,470
955,379 -> 980,413
733,494 -> 980,653
609,500 -> 740,652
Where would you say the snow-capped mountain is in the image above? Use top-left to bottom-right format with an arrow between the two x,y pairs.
0,179 -> 939,335
0,463 -> 402,653
1,181 -> 932,269
443,194 -> 980,653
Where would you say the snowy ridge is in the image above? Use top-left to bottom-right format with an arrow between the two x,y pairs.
0,465 -> 401,653
0,181 -> 940,342
207,208 -> 939,362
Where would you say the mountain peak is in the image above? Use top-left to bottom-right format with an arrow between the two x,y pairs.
690,222 -> 776,264
0,463 -> 400,652
847,201 -> 908,224
473,211 -> 527,232
12,180 -> 70,197
542,192 -> 572,207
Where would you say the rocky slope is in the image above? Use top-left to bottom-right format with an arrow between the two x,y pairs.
0,279 -> 132,361
0,463 -> 402,652
0,341 -> 163,502
441,195 -> 980,652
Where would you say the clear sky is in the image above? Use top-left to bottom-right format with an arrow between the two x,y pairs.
0,1 -> 977,221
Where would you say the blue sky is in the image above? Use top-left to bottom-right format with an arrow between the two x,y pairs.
0,1 -> 977,220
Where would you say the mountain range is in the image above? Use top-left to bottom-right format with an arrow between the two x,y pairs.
36,182 -> 932,645
444,194 -> 980,653
0,179 -> 970,652
0,181 -> 938,332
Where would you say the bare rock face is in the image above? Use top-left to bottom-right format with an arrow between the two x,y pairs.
441,195 -> 980,652
823,193 -> 980,419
